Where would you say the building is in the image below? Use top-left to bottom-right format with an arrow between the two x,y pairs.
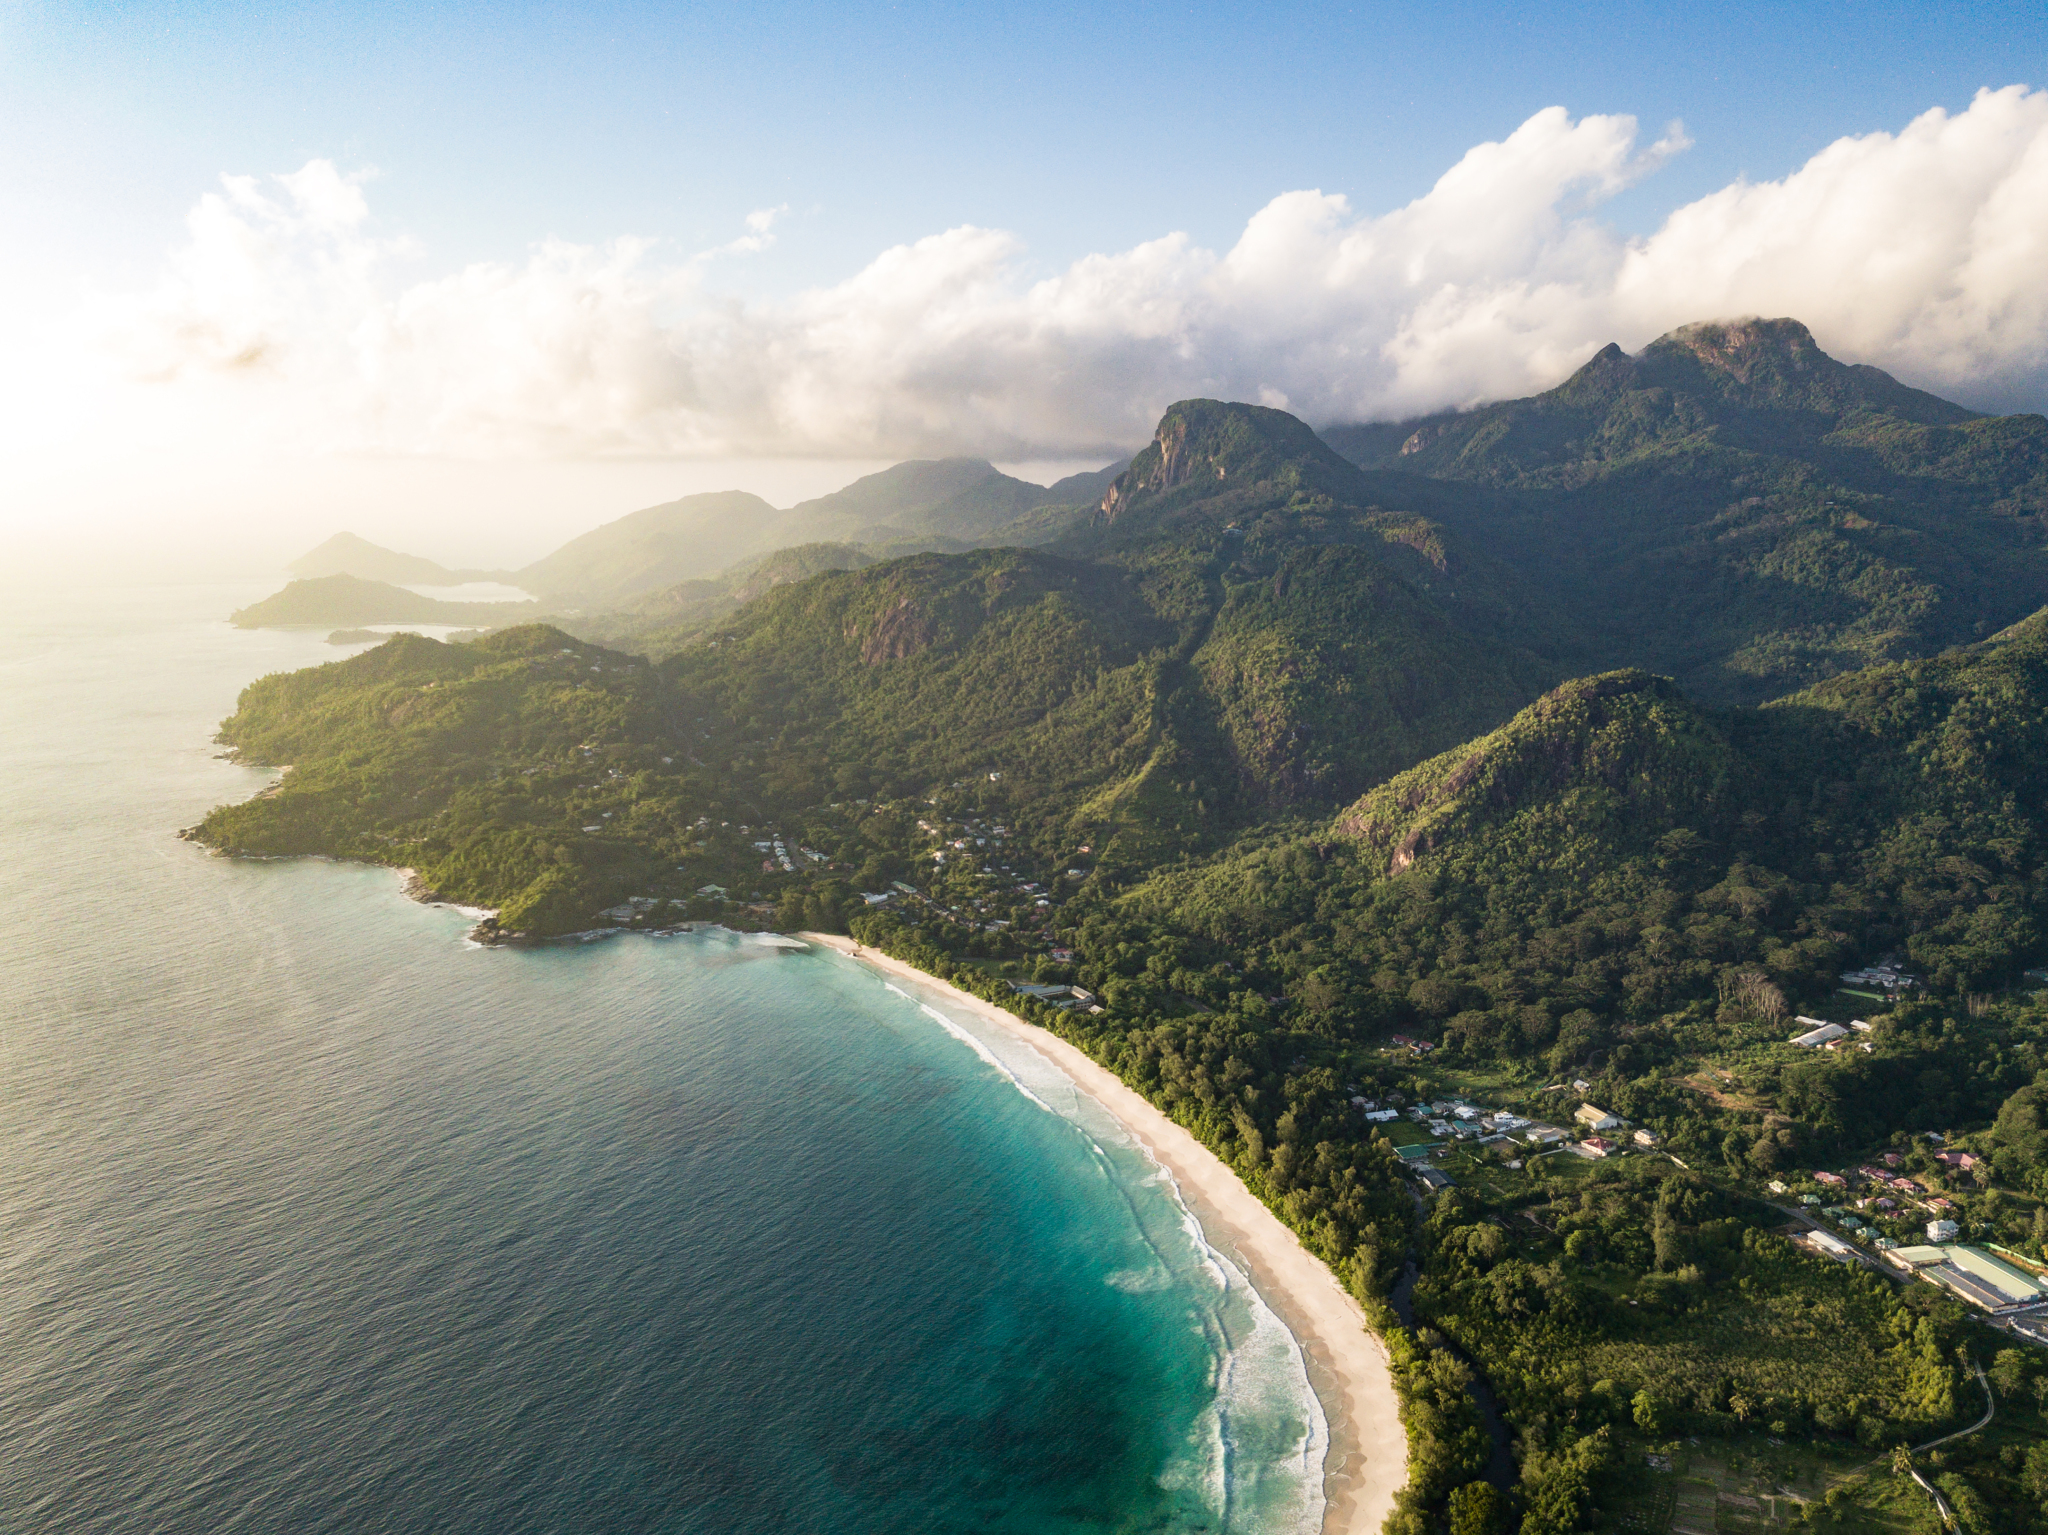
1798,1230 -> 1858,1264
1633,1128 -> 1661,1147
1935,1150 -> 1979,1171
1791,1021 -> 1850,1048
1574,1104 -> 1622,1132
1581,1137 -> 1614,1157
1814,1170 -> 1846,1186
1885,1244 -> 2048,1314
1926,1219 -> 1960,1242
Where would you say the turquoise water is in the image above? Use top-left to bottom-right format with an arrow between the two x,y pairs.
0,583 -> 1324,1533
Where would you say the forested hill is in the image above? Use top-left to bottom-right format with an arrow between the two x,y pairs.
192,367 -> 2048,1534
1322,318 -> 2048,702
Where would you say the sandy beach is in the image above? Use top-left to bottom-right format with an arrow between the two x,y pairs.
802,933 -> 1406,1535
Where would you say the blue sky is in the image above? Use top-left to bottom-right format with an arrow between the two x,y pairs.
4,0 -> 2046,562
6,0 -> 2042,294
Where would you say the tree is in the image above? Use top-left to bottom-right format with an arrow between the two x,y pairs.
1447,1480 -> 1501,1535
1990,1348 -> 2029,1399
1632,1389 -> 1661,1435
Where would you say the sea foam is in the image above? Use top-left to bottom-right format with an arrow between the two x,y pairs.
858,960 -> 1328,1535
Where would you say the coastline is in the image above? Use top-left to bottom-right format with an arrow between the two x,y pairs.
801,933 -> 1406,1535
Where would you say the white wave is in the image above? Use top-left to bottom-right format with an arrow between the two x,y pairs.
915,1002 -> 1059,1114
1103,1268 -> 1173,1294
842,950 -> 1327,1533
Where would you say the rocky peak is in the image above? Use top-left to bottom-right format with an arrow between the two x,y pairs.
1653,317 -> 1825,383
1098,399 -> 1349,522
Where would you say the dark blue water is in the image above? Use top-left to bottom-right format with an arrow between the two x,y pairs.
0,584 -> 1322,1534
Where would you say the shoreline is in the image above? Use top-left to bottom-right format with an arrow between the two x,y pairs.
801,933 -> 1406,1535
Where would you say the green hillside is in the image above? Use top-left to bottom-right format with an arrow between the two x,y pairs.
1322,318 -> 2048,701
513,489 -> 783,605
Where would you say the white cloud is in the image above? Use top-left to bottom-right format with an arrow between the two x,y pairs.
35,87 -> 2048,464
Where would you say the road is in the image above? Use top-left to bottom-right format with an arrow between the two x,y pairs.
1908,1359 -> 1994,1456
1766,1200 -> 1889,1274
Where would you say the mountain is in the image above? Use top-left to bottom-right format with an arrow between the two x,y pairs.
229,575 -> 545,630
513,490 -> 783,606
566,541 -> 887,656
1319,317 -> 2048,702
206,400 -> 1553,897
276,458 -> 1132,618
195,348 -> 2048,1535
287,532 -> 508,587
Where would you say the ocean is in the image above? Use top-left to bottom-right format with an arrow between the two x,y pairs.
0,582 -> 1325,1533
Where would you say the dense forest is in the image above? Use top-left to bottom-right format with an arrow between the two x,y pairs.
194,318 -> 2048,1534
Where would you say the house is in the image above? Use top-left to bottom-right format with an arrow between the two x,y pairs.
1883,1152 -> 1903,1167
1791,1021 -> 1850,1048
1574,1105 -> 1622,1132
1632,1128 -> 1661,1148
1814,1170 -> 1846,1186
1768,1179 -> 1788,1194
1875,1198 -> 1897,1211
695,884 -> 728,897
1582,1136 -> 1614,1157
1008,982 -> 1094,1010
1364,1109 -> 1400,1123
1522,1125 -> 1567,1145
1799,1230 -> 1857,1264
1049,948 -> 1075,963
1810,1236 -> 1859,1268
1935,1151 -> 1979,1171
1927,1219 -> 1961,1242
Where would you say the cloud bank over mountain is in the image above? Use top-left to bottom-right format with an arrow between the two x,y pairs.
72,86 -> 2048,460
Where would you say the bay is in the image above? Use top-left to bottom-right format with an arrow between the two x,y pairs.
0,582 -> 1323,1533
